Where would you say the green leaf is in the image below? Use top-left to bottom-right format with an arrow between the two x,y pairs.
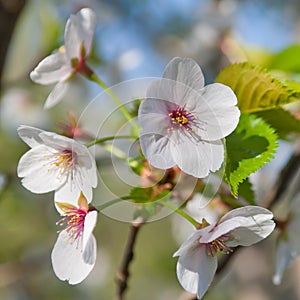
225,114 -> 278,197
130,187 -> 170,203
267,45 -> 300,73
255,108 -> 300,139
216,62 -> 300,112
238,178 -> 255,205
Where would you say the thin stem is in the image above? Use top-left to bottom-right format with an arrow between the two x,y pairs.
102,143 -> 127,160
86,135 -> 136,148
90,74 -> 139,132
159,201 -> 199,228
115,217 -> 144,300
96,196 -> 131,211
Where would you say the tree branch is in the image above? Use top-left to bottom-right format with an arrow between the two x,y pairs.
115,217 -> 144,300
0,0 -> 26,90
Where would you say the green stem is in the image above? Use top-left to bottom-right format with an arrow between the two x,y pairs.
90,74 -> 139,132
96,197 -> 199,228
85,135 -> 136,148
102,143 -> 127,160
96,196 -> 132,211
159,201 -> 199,228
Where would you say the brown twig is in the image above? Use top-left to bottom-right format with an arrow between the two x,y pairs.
115,217 -> 144,300
0,0 -> 27,91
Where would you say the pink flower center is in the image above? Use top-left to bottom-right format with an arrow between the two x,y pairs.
205,234 -> 233,256
51,149 -> 74,174
57,206 -> 87,242
168,105 -> 195,131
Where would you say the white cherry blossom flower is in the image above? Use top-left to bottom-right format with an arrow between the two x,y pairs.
17,125 -> 97,204
52,193 -> 98,284
138,57 -> 240,178
273,192 -> 300,285
173,206 -> 275,299
30,8 -> 96,109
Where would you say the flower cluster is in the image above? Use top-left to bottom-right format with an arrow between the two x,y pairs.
17,8 -> 99,284
17,125 -> 98,283
16,6 -> 280,299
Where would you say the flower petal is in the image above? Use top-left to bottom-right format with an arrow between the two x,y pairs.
17,125 -> 44,148
30,51 -> 71,85
229,219 -> 275,247
44,81 -> 70,109
219,206 -> 274,223
200,206 -> 275,245
220,206 -> 275,246
51,231 -> 96,284
83,234 -> 97,265
172,136 -> 224,178
176,244 -> 217,299
146,76 -> 202,109
83,210 -> 98,255
54,179 -> 81,208
39,130 -> 74,150
75,144 -> 98,188
17,145 -> 65,193
163,57 -> 205,92
138,97 -> 172,135
64,8 -> 96,60
195,83 -> 240,141
139,133 -> 176,169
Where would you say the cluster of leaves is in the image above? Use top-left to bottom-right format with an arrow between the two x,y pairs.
217,61 -> 300,203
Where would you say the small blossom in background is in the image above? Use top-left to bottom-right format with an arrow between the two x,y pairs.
138,57 -> 240,178
17,125 -> 98,205
173,206 -> 275,299
58,111 -> 90,139
273,192 -> 300,285
0,88 -> 48,133
52,193 -> 98,284
30,8 -> 96,109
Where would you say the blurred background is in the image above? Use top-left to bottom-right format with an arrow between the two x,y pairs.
1,0 -> 300,299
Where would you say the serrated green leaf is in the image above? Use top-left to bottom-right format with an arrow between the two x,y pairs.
216,62 -> 300,112
225,114 -> 278,197
255,108 -> 300,139
238,178 -> 255,205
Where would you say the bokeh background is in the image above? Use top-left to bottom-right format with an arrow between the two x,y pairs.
1,0 -> 300,299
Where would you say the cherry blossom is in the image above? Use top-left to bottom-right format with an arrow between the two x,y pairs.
17,125 -> 97,204
173,206 -> 275,299
30,8 -> 96,108
138,57 -> 240,178
52,193 -> 98,284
